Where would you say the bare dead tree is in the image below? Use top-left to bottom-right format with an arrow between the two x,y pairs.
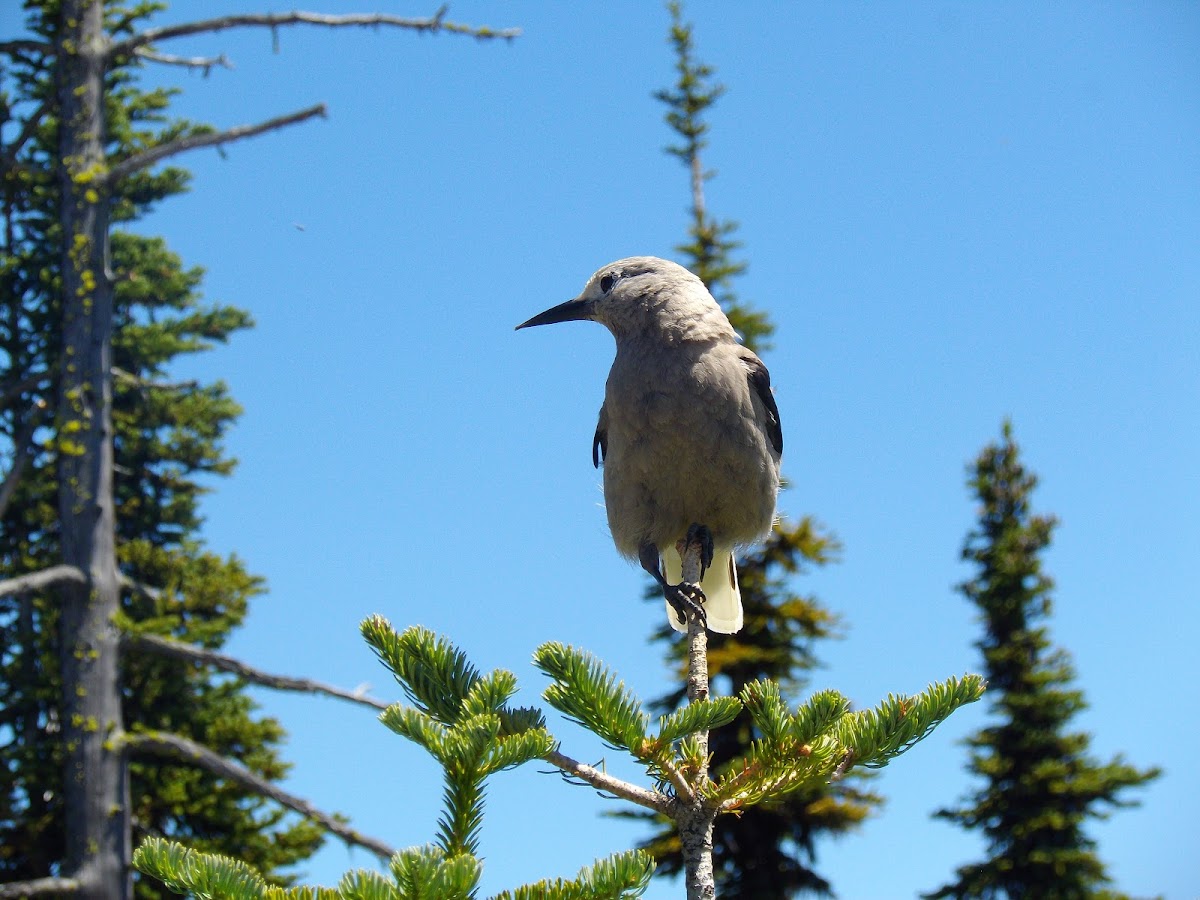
0,4 -> 518,898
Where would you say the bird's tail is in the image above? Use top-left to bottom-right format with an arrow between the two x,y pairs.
663,547 -> 743,634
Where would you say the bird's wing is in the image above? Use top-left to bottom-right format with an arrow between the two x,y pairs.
592,402 -> 608,468
741,350 -> 783,455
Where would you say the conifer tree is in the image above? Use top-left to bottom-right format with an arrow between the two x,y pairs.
0,4 -> 328,893
0,3 -> 515,897
629,5 -> 880,896
925,422 -> 1160,900
132,617 -> 984,899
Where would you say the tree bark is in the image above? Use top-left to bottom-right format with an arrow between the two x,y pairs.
54,2 -> 130,897
677,540 -> 716,900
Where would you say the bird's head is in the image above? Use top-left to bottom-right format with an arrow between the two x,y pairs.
516,256 -> 736,343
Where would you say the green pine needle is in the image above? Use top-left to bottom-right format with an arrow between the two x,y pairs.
483,728 -> 557,775
441,713 -> 504,770
438,773 -> 487,857
335,869 -> 397,900
380,705 -> 450,760
711,732 -> 844,807
390,844 -> 482,899
534,642 -> 648,751
839,675 -> 986,769
490,849 -> 655,900
363,618 -> 481,725
500,705 -> 548,735
654,696 -> 742,746
737,679 -> 790,742
133,837 -> 268,899
462,669 -> 521,717
713,677 -> 983,806
786,688 -> 853,745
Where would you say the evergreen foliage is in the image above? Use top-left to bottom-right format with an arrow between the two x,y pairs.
135,619 -> 983,899
0,2 -> 323,891
653,3 -> 769,352
925,422 -> 1161,900
634,5 -> 881,895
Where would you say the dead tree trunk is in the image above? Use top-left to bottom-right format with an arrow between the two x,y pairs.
54,1 -> 130,897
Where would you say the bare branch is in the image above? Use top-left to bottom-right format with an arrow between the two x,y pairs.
109,9 -> 519,59
0,564 -> 87,599
0,877 -> 81,899
543,749 -> 674,816
0,100 -> 51,171
124,731 -> 396,860
0,40 -> 52,57
0,400 -> 49,520
135,47 -> 233,74
105,104 -> 327,184
681,539 -> 711,783
126,632 -> 389,711
656,754 -> 697,806
120,575 -> 161,600
0,370 -> 51,413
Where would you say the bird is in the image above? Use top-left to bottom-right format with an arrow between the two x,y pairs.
516,256 -> 782,634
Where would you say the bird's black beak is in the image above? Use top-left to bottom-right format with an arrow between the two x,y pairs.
515,296 -> 595,330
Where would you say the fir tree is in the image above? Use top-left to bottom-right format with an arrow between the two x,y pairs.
0,3 -> 516,897
925,422 -> 1160,900
0,3 -> 323,893
630,5 -> 881,896
132,618 -> 984,899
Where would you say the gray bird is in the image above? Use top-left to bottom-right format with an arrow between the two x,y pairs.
517,256 -> 782,633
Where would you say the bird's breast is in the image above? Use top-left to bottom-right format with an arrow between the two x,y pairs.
600,340 -> 779,555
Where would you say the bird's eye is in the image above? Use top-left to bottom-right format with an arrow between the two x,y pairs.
599,273 -> 616,293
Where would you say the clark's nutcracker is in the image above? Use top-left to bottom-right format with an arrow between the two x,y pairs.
517,256 -> 782,634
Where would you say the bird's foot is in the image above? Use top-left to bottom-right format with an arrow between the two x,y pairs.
680,523 -> 715,580
664,580 -> 708,628
639,538 -> 709,629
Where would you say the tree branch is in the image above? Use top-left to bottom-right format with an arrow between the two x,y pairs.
105,104 -> 327,184
134,47 -> 233,74
109,9 -> 520,59
112,366 -> 199,394
680,538 -> 710,781
677,536 -> 717,900
120,574 -> 162,600
0,100 -> 51,172
125,632 -> 388,711
542,749 -> 674,816
0,41 -> 52,57
0,370 -> 51,413
124,731 -> 396,860
0,564 -> 87,599
0,877 -> 81,899
656,754 -> 697,806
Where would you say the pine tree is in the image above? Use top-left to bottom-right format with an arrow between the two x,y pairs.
0,2 -> 516,897
132,618 -> 983,899
0,3 -> 324,893
925,422 -> 1160,900
629,5 -> 880,896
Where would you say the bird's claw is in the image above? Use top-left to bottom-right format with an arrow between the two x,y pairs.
665,581 -> 707,628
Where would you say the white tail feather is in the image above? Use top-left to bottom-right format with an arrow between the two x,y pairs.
662,548 -> 743,634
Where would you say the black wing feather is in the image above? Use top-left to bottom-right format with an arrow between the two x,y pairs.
592,404 -> 608,468
744,354 -> 783,455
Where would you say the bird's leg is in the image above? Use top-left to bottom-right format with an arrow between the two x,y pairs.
639,541 -> 707,627
684,523 -> 715,581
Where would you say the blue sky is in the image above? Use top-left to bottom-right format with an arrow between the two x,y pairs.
7,1 -> 1197,896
